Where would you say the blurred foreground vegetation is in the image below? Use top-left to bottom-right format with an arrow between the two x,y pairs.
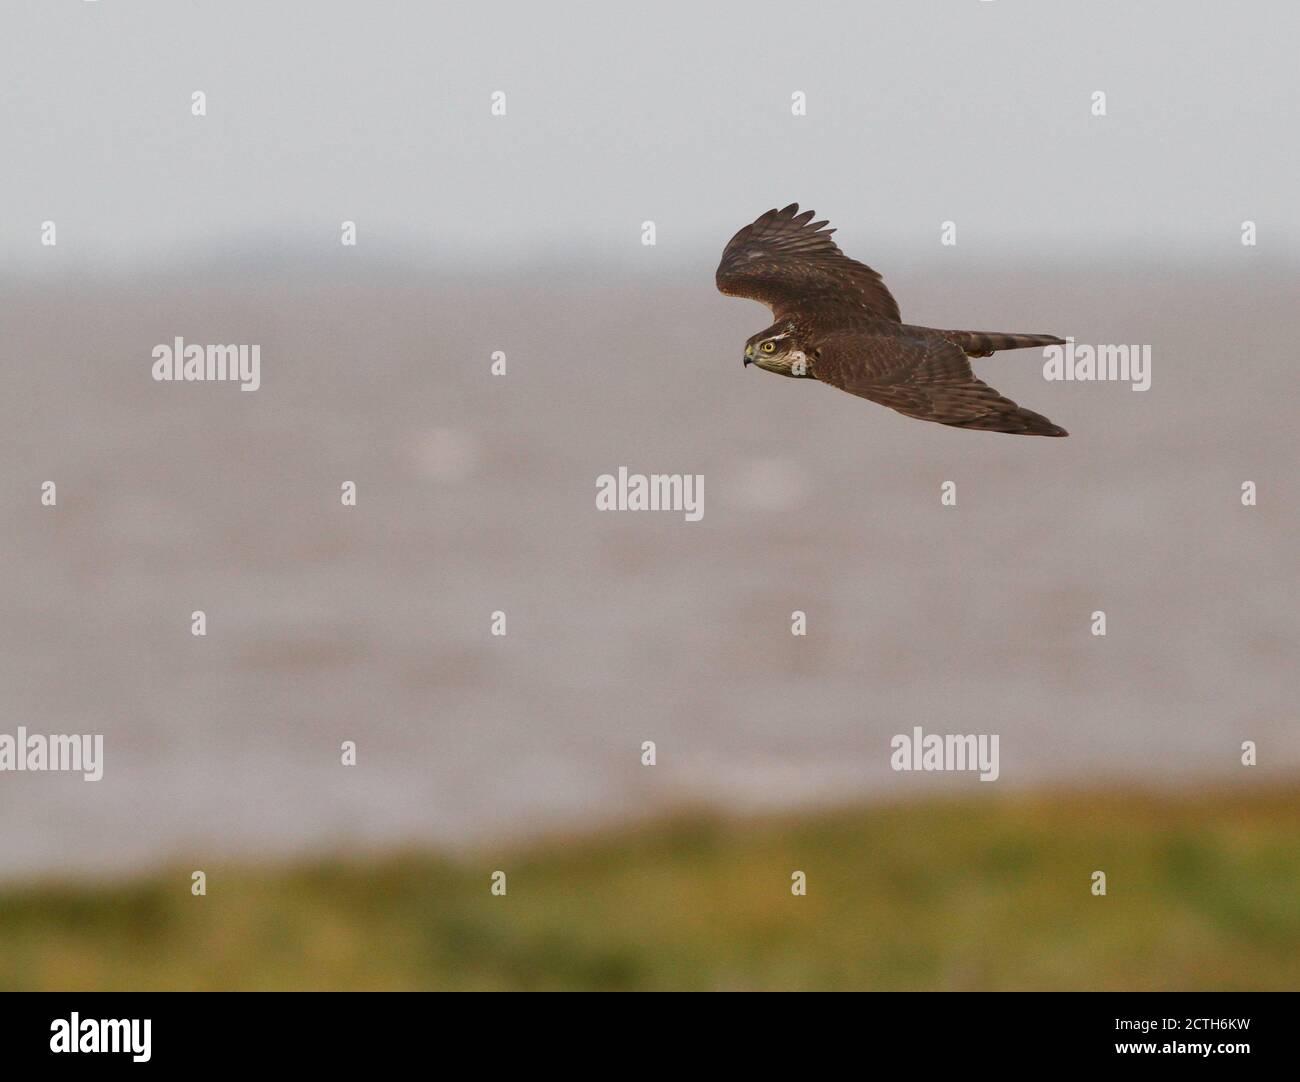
1,786 -> 1296,990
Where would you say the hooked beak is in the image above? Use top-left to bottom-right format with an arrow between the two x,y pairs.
743,344 -> 753,367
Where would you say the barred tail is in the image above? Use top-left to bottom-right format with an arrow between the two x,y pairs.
947,330 -> 1065,358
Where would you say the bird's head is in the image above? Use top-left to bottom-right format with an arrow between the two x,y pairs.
743,329 -> 809,378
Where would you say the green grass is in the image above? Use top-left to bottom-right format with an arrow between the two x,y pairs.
2,786 -> 1296,990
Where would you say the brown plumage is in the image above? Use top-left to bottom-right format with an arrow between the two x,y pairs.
717,204 -> 1068,437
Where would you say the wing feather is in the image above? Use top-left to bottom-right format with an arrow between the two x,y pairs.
716,203 -> 901,324
812,330 -> 1068,436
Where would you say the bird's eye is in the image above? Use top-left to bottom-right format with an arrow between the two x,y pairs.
761,341 -> 776,353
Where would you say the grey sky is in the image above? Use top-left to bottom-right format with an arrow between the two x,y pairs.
4,1 -> 1297,269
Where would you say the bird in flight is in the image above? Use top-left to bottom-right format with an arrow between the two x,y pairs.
717,204 -> 1068,436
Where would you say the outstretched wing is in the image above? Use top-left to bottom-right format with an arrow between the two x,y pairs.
716,203 -> 901,324
812,330 -> 1068,436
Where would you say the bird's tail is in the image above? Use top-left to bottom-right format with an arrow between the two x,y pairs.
947,330 -> 1065,358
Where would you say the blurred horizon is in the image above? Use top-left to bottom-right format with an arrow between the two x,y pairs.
8,238 -> 1298,281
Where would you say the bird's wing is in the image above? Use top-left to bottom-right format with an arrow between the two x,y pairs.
812,330 -> 1068,436
716,203 -> 901,324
